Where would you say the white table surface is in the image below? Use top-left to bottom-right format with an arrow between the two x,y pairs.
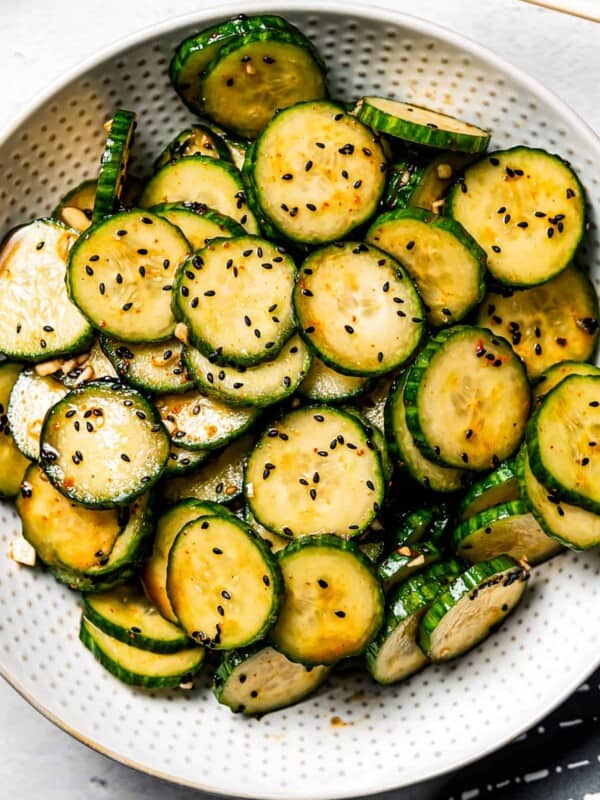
0,1 -> 598,798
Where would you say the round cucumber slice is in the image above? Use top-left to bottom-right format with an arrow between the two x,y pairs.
449,147 -> 586,287
100,336 -> 194,394
404,326 -> 530,471
167,515 -> 282,649
533,360 -> 600,407
270,535 -> 384,665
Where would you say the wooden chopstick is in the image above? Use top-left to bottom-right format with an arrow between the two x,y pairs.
520,0 -> 600,22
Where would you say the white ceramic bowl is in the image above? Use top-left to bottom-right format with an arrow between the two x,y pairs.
1,2 -> 599,797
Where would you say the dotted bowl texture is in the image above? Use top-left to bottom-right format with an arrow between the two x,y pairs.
0,2 -> 599,798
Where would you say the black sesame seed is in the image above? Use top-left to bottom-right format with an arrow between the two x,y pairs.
204,290 -> 216,297
281,173 -> 293,181
489,157 -> 500,166
497,206 -> 506,214
406,241 -> 415,250
506,167 -> 515,178
305,160 -> 313,172
547,227 -> 554,239
310,488 -> 317,500
589,401 -> 599,407
315,141 -> 325,149
492,245 -> 502,253
503,214 -> 511,224
306,203 -> 317,211
517,221 -> 528,229
213,548 -> 223,556
344,324 -> 354,334
305,326 -> 315,334
334,610 -> 346,618
100,283 -> 108,297
566,188 -> 576,199
534,343 -> 542,355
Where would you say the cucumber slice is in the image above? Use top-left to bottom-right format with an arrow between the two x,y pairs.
245,508 -> 290,554
527,374 -> 600,513
240,142 -> 286,244
294,242 -> 424,376
533,360 -> 600,407
366,576 -> 444,684
92,110 -> 136,223
419,556 -> 529,662
174,235 -> 296,367
151,202 -> 244,250
453,499 -> 561,565
449,147 -> 586,286
518,444 -> 600,551
169,14 -> 296,114
366,208 -> 486,327
7,369 -> 68,460
214,646 -> 330,715
378,541 -> 442,592
53,179 -> 96,232
67,209 -> 191,343
100,336 -> 194,394
74,492 -> 153,579
83,582 -> 189,653
385,374 -> 470,492
245,406 -> 384,538
0,219 -> 94,361
161,433 -> 253,505
143,499 -> 236,623
40,380 -> 170,507
58,339 -> 119,387
457,461 -> 519,521
154,390 -> 259,451
270,535 -> 384,665
0,364 -> 30,497
17,463 -> 123,571
249,101 -> 387,245
80,617 -> 204,689
139,156 -> 259,234
404,326 -> 530,470
48,493 -> 152,593
384,152 -> 476,213
184,335 -> 311,407
298,356 -> 370,403
154,125 -> 232,171
393,505 -> 451,547
477,265 -> 599,380
201,29 -> 327,139
163,444 -> 210,477
357,98 -> 490,153
167,515 -> 282,649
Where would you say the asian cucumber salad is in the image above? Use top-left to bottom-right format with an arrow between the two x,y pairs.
1,13 -> 597,715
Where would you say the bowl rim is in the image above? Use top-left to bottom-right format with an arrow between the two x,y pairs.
1,1 -> 599,797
